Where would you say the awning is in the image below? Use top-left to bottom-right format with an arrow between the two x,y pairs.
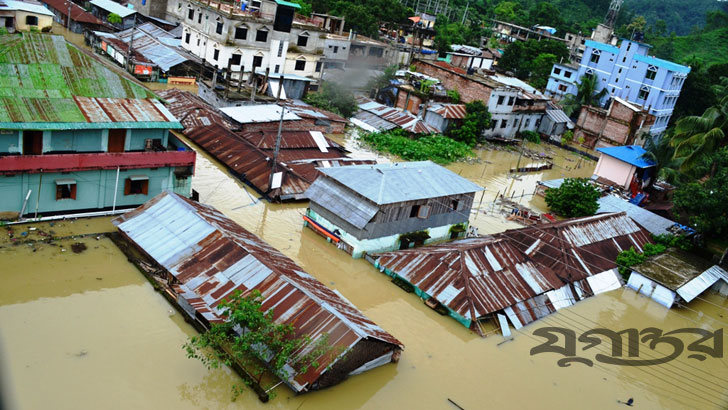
55,178 -> 76,185
129,175 -> 149,181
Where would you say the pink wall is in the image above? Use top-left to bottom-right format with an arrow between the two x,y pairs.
593,154 -> 635,188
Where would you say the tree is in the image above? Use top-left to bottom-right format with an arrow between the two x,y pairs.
367,64 -> 398,91
183,290 -> 331,399
494,2 -> 527,25
673,148 -> 728,237
107,13 -> 122,25
671,77 -> 728,173
303,81 -> 358,118
529,53 -> 557,89
448,100 -> 491,146
290,0 -> 312,16
560,75 -> 608,117
499,39 -> 569,81
640,134 -> 682,184
528,2 -> 564,33
544,178 -> 600,217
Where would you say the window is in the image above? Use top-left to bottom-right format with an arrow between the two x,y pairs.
409,205 -> 420,218
564,71 -> 572,78
256,29 -> 268,42
500,120 -> 508,129
25,16 -> 38,26
295,59 -> 306,71
333,45 -> 338,53
491,119 -> 498,129
409,205 -> 430,219
626,42 -> 631,51
235,27 -> 248,40
185,33 -> 191,44
197,38 -> 200,46
618,68 -> 622,74
508,96 -> 515,106
590,52 -> 600,64
55,180 -> 76,200
187,9 -> 194,20
277,42 -> 284,57
622,56 -> 626,63
497,95 -> 505,105
198,12 -> 202,24
558,84 -> 567,92
638,86 -> 649,100
124,176 -> 149,195
524,118 -> 530,127
646,66 -> 657,80
315,61 -> 322,72
216,21 -> 223,35
252,55 -> 263,69
450,200 -> 459,211
230,53 -> 241,66
297,35 -> 308,47
213,49 -> 219,61
274,64 -> 280,73
553,67 -> 561,75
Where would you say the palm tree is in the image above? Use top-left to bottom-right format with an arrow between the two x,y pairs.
640,133 -> 682,184
561,75 -> 609,118
670,77 -> 728,174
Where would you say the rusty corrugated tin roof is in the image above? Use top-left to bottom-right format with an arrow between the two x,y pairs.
356,98 -> 438,135
497,212 -> 653,283
375,237 -> 564,325
284,103 -> 349,125
429,104 -> 467,119
113,192 -> 402,392
157,89 -> 233,131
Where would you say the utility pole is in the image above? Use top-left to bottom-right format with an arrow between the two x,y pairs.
461,1 -> 469,25
66,0 -> 72,30
267,68 -> 286,194
126,14 -> 137,73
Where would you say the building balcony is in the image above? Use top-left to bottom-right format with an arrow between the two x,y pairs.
0,151 -> 196,175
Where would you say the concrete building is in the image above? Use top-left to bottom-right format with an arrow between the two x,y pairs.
491,20 -> 568,46
303,161 -> 483,258
593,145 -> 655,190
546,39 -> 690,134
0,0 -> 53,32
573,97 -> 655,149
0,33 -> 194,219
168,0 -> 327,84
544,62 -> 578,100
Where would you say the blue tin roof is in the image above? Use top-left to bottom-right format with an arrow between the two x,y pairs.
596,145 -> 656,168
584,40 -> 620,55
633,54 -> 691,74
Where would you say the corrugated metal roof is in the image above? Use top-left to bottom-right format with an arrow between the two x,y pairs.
429,104 -> 467,119
499,212 -> 653,283
313,161 -> 483,205
356,99 -> 438,135
114,24 -> 190,72
597,195 -> 675,236
352,110 -> 398,132
89,0 -> 135,17
634,250 -> 712,291
0,0 -> 53,16
157,89 -> 233,131
285,103 -> 348,124
537,178 -> 565,189
221,105 -> 301,124
41,0 -> 106,24
545,109 -> 573,126
0,33 -> 160,126
375,237 -> 565,326
677,265 -> 728,303
305,176 -> 379,229
596,145 -> 656,168
113,192 -> 402,392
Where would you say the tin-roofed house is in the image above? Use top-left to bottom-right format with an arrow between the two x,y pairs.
113,192 -> 403,396
373,236 -> 571,336
593,145 -> 655,192
303,161 -> 484,258
0,0 -> 53,32
626,250 -> 728,309
0,34 -> 194,220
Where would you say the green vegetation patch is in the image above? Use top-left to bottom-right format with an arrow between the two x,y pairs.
359,129 -> 473,164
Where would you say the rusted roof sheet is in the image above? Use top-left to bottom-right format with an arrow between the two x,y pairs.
498,212 -> 653,283
74,96 -> 178,124
116,24 -> 194,72
241,130 -> 344,151
157,89 -> 233,131
356,99 -> 438,135
113,192 -> 402,393
284,103 -> 349,124
375,237 -> 564,324
41,0 -> 106,25
429,104 -> 467,119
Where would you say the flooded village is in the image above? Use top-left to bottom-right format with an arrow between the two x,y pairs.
1,0 -> 728,409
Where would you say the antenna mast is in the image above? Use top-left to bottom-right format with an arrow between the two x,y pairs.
604,0 -> 623,28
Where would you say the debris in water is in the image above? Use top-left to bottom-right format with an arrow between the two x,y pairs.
71,243 -> 87,253
20,232 -> 27,236
74,350 -> 88,357
617,398 -> 634,406
96,277 -> 103,281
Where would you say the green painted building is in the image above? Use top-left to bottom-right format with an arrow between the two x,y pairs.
0,33 -> 195,219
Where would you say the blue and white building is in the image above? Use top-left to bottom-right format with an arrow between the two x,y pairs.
546,39 -> 690,135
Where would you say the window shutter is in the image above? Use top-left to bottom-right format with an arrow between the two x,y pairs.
56,185 -> 62,200
141,181 -> 149,195
418,205 -> 430,219
71,184 -> 77,200
124,179 -> 131,195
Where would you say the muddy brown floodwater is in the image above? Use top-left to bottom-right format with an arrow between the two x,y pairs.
1,133 -> 727,410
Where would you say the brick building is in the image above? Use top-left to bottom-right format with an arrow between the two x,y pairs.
574,97 -> 655,149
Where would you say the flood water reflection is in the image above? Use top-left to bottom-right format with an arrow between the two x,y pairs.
1,134 -> 727,410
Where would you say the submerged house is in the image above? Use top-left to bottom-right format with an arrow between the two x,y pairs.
113,192 -> 403,394
373,237 -> 568,336
627,250 -> 728,308
0,33 -> 194,219
304,161 -> 483,258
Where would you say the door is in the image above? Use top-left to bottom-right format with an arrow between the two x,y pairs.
108,129 -> 126,153
23,131 -> 43,155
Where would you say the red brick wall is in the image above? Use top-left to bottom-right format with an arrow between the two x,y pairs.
395,90 -> 423,114
413,60 -> 492,103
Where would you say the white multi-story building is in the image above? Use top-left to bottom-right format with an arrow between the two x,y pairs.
167,0 -> 328,82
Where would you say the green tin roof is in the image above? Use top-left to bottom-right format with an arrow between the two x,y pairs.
0,33 -> 169,127
275,0 -> 301,9
0,121 -> 183,130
